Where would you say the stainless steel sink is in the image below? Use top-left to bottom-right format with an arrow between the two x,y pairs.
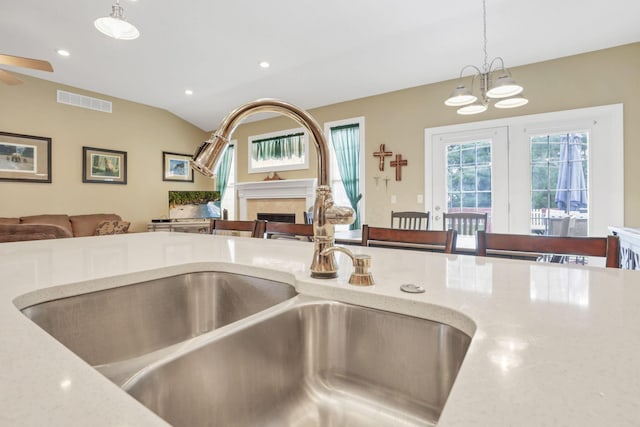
21,272 -> 297,366
124,297 -> 471,427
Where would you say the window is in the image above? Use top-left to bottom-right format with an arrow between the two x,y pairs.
247,128 -> 309,174
446,140 -> 492,213
324,117 -> 366,230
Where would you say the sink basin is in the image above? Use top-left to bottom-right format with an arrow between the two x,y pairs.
21,272 -> 297,366
124,298 -> 471,427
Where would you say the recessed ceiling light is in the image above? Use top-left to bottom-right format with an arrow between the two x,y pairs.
57,49 -> 70,57
259,61 -> 270,69
184,89 -> 193,95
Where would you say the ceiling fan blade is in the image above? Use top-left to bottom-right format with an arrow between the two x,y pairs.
0,69 -> 23,85
0,54 -> 53,72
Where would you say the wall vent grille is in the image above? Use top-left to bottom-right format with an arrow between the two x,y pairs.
56,90 -> 112,113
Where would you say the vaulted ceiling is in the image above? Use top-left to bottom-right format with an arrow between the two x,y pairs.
2,0 -> 638,130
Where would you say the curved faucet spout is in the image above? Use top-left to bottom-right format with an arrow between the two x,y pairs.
191,98 -> 329,186
191,98 -> 355,279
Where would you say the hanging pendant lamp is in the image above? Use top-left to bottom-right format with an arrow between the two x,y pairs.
94,0 -> 140,40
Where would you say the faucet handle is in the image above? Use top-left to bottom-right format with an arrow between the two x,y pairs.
321,246 -> 375,286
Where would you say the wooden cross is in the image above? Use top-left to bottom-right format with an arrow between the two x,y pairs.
390,154 -> 408,181
373,144 -> 393,171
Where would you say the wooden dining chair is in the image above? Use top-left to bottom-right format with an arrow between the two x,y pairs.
264,221 -> 314,241
209,219 -> 265,238
476,230 -> 620,268
442,212 -> 488,235
390,211 -> 430,230
361,225 -> 457,253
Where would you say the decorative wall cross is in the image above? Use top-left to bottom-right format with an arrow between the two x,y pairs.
373,144 -> 393,171
390,154 -> 408,181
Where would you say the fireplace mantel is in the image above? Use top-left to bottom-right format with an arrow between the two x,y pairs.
235,178 -> 317,220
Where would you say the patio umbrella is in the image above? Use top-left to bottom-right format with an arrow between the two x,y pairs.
554,134 -> 588,213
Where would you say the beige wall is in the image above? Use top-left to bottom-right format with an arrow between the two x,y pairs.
2,43 -> 637,233
0,74 -> 209,232
231,42 -> 640,228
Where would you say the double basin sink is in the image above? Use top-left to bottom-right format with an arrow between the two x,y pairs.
20,271 -> 471,426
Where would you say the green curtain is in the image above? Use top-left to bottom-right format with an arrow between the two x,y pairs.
215,145 -> 234,200
252,133 -> 304,161
331,124 -> 361,229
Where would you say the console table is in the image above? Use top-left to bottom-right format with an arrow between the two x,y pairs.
147,220 -> 209,234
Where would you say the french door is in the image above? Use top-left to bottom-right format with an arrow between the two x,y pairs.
431,127 -> 509,232
425,105 -> 623,237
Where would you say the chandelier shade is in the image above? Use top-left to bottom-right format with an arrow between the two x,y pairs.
444,85 -> 477,106
94,1 -> 140,40
457,101 -> 488,115
486,75 -> 523,99
494,94 -> 529,109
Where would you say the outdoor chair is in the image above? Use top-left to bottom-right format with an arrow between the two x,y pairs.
209,219 -> 265,238
390,211 -> 430,230
303,211 -> 313,225
475,230 -> 620,268
362,225 -> 457,253
443,212 -> 488,235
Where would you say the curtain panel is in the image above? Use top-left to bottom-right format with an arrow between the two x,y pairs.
215,145 -> 234,200
330,124 -> 361,229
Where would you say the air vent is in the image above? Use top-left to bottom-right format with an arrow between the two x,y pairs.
56,90 -> 112,113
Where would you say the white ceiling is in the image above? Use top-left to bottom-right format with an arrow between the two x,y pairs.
2,0 -> 639,131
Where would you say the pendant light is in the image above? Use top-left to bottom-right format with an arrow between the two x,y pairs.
444,0 -> 527,114
94,0 -> 140,40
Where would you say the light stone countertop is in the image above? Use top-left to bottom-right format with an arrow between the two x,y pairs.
1,232 -> 639,426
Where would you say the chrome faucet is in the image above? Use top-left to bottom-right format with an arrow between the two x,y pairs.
191,98 -> 355,279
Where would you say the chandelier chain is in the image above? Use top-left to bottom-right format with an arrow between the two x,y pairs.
482,0 -> 488,71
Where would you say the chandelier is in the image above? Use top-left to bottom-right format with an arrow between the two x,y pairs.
444,0 -> 527,115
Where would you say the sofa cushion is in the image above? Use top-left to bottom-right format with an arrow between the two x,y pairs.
94,220 -> 130,236
0,218 -> 20,225
20,215 -> 73,235
0,224 -> 73,242
70,214 -> 122,237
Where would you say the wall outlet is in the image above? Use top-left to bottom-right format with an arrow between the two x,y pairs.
391,195 -> 397,204
417,194 -> 423,204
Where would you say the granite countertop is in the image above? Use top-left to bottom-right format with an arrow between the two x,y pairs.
1,232 -> 638,426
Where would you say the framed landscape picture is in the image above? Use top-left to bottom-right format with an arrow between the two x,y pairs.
0,131 -> 51,183
162,151 -> 194,182
82,146 -> 127,184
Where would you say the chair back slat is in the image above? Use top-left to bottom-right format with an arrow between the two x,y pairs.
264,221 -> 314,240
476,231 -> 620,268
443,212 -> 488,235
390,211 -> 430,230
362,225 -> 456,253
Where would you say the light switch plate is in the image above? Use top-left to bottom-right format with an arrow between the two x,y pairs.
417,194 -> 423,203
391,195 -> 397,204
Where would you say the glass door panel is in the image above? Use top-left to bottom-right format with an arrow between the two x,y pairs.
431,127 -> 508,232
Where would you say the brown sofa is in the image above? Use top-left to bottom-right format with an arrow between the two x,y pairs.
0,214 -> 128,243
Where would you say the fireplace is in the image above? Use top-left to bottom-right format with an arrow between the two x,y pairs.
235,178 -> 316,223
257,213 -> 296,223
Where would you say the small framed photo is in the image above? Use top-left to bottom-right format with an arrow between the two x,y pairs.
0,131 -> 52,183
83,146 -> 127,184
162,151 -> 194,182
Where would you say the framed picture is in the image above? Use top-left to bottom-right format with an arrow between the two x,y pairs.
82,146 -> 127,184
0,131 -> 51,183
162,151 -> 194,182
